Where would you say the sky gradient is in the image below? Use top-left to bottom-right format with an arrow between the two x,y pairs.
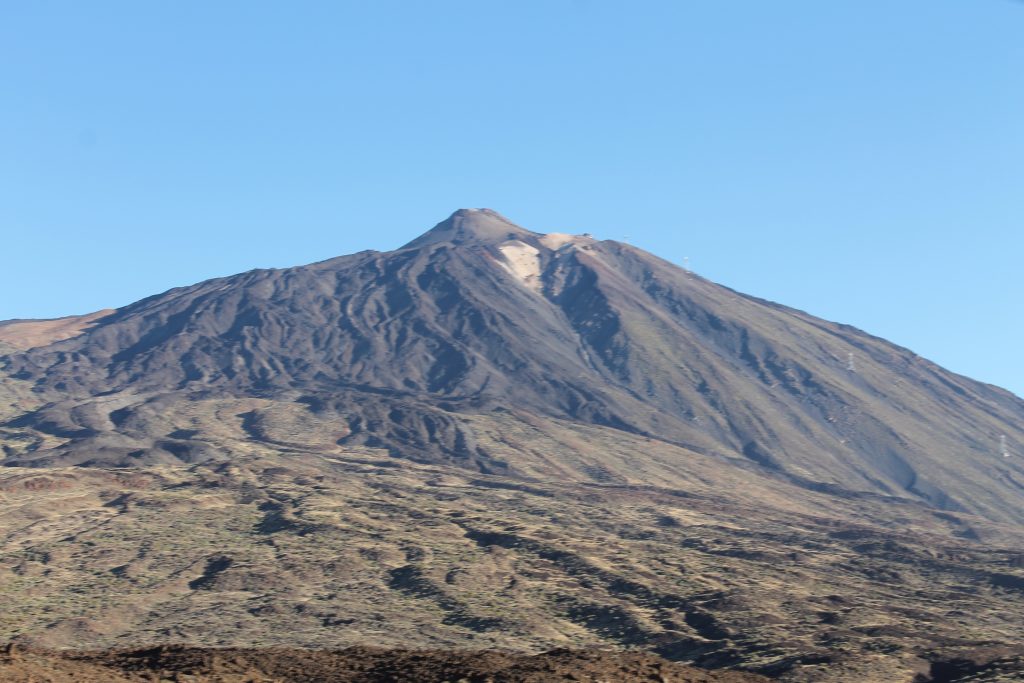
1,1 -> 1022,396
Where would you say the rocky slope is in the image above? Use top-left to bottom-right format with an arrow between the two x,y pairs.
3,452 -> 1024,682
0,644 -> 771,682
1,209 -> 1023,682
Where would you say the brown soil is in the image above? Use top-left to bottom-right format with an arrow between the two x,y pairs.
0,309 -> 113,350
0,644 -> 768,682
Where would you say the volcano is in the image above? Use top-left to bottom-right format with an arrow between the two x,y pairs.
2,210 -> 1024,681
4,208 -> 1021,522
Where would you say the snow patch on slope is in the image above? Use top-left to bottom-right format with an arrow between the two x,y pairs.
498,240 -> 542,292
539,233 -> 577,250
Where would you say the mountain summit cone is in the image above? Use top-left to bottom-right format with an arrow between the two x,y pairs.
401,208 -> 540,248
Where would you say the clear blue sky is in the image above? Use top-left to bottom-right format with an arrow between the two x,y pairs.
1,1 -> 1021,397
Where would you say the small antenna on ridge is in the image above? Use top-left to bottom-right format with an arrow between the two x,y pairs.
847,353 -> 856,372
1001,434 -> 1011,458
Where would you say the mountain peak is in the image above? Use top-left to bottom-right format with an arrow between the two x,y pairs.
401,209 -> 538,249
5,208 -> 1024,528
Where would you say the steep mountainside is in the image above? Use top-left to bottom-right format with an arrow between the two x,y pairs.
2,209 -> 1021,523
